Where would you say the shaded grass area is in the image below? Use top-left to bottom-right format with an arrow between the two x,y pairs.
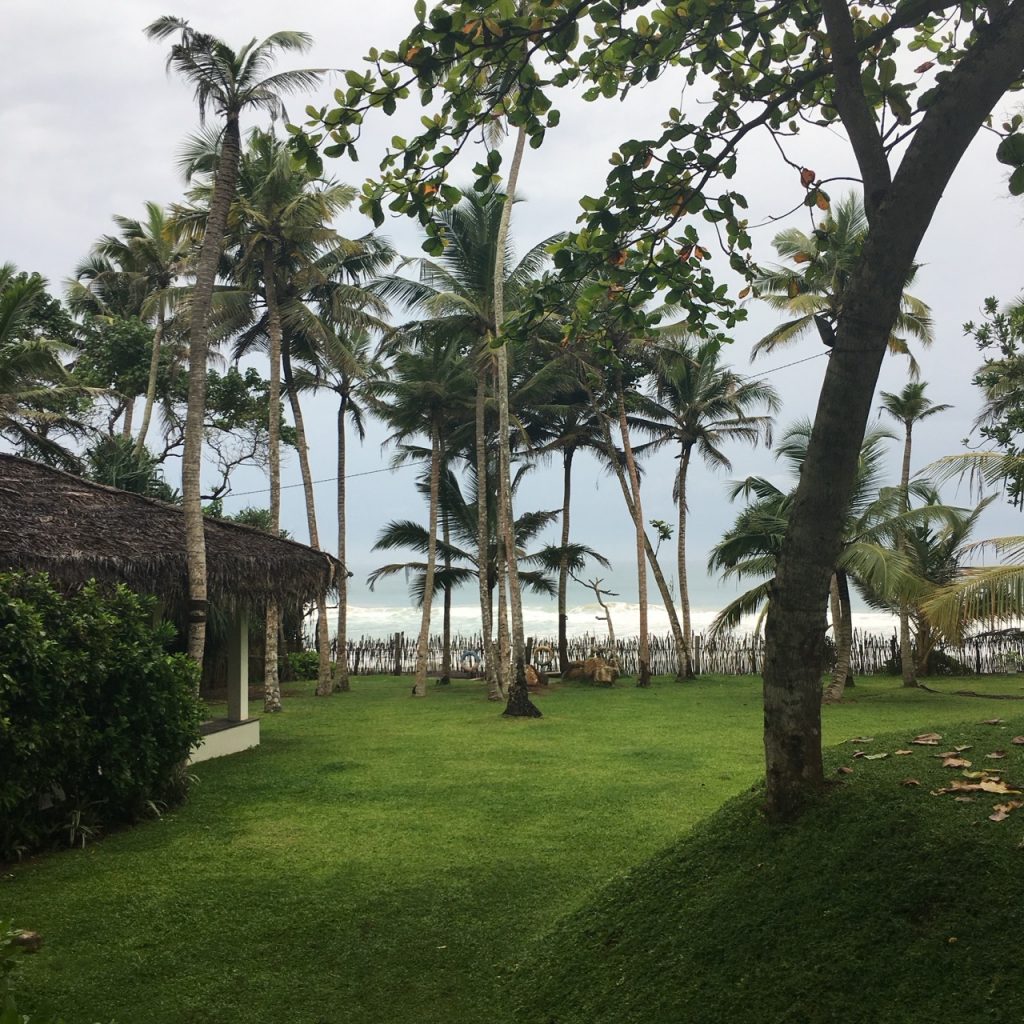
3,673 -> 1023,1024
517,706 -> 1024,1024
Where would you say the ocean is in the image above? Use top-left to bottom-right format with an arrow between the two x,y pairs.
328,600 -> 900,641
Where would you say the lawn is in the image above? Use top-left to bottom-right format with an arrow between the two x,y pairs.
4,673 -> 1022,1024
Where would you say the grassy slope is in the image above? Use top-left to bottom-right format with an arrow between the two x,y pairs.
2,674 -> 1021,1024
517,710 -> 1024,1024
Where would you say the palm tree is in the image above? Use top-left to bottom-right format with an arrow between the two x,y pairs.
878,383 -> 952,687
293,329 -> 387,693
637,338 -> 779,676
68,203 -> 190,455
373,337 -> 475,696
750,193 -> 934,377
374,187 -> 556,703
146,16 -> 322,665
0,266 -> 85,467
710,421 -> 933,702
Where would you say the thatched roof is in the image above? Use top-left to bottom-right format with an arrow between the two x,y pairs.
0,454 -> 340,609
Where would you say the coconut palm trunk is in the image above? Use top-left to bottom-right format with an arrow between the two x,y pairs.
898,423 -> 916,687
182,115 -> 242,667
132,306 -> 166,458
822,570 -> 854,703
262,245 -> 283,713
335,393 -> 351,692
676,446 -> 695,677
494,126 -> 540,718
413,425 -> 442,696
282,343 -> 333,696
440,503 -> 453,686
557,446 -> 575,675
475,371 -> 501,699
617,389 -> 652,687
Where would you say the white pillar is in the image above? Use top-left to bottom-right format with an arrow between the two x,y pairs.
226,610 -> 249,722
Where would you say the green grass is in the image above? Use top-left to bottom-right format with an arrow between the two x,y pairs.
3,673 -> 1023,1024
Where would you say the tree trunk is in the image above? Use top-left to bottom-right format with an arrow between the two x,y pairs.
497,551 -> 510,696
557,446 -> 575,675
262,244 -> 283,713
133,306 -> 165,457
183,116 -> 241,668
898,423 -> 917,687
121,397 -> 135,439
334,392 -> 351,692
282,344 -> 333,697
763,0 -> 1024,823
440,499 -> 452,686
493,125 -> 540,718
822,570 -> 854,703
413,425 -> 442,696
475,370 -> 501,700
616,389 -> 651,687
676,445 -> 695,678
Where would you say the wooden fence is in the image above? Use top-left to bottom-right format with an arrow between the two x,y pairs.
319,628 -> 1024,677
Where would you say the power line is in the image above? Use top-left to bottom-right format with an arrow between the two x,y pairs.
223,350 -> 828,501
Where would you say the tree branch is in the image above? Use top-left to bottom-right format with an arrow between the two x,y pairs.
820,0 -> 891,219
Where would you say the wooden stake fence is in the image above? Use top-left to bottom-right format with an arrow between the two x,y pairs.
317,628 -> 1024,677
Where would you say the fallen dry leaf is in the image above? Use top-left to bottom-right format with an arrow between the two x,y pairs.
852,750 -> 867,759
837,765 -> 854,775
894,749 -> 914,756
954,796 -> 976,803
987,751 -> 1008,760
942,757 -> 973,768
963,770 -> 998,779
1011,736 -> 1024,746
935,751 -> 959,759
912,732 -> 942,745
848,736 -> 874,744
990,808 -> 1012,822
982,718 -> 1005,726
979,779 -> 1021,794
864,752 -> 889,761
900,778 -> 921,787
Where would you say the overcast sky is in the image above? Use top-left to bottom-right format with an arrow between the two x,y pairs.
3,1 -> 1023,614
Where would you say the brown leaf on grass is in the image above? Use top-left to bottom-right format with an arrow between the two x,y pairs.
837,766 -> 854,775
852,750 -> 867,759
863,752 -> 889,761
934,751 -> 959,759
954,745 -> 973,753
1012,736 -> 1024,746
982,718 -> 1004,726
954,796 -> 976,803
912,732 -> 942,745
990,807 -> 1013,822
979,779 -> 1022,794
894,749 -> 914,756
849,736 -> 874,744
963,770 -> 998,779
900,778 -> 921,787
942,757 -> 973,768
986,751 -> 1008,760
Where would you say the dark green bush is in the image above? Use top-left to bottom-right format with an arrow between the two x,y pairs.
286,649 -> 323,680
0,573 -> 203,861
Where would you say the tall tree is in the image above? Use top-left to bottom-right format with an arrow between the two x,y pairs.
374,187 -> 555,702
638,339 -> 779,677
878,383 -> 952,687
373,338 -> 475,696
304,0 -> 1024,818
146,15 -> 321,666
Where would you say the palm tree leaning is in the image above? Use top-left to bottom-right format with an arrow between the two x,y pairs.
638,338 -> 779,677
751,192 -> 934,378
146,15 -> 321,666
878,383 -> 952,687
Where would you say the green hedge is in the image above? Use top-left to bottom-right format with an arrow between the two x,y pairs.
0,573 -> 203,861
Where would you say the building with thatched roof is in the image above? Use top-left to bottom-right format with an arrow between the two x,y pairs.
0,453 -> 341,760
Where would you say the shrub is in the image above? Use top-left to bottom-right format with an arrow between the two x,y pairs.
0,573 -> 203,860
286,649 -> 323,680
